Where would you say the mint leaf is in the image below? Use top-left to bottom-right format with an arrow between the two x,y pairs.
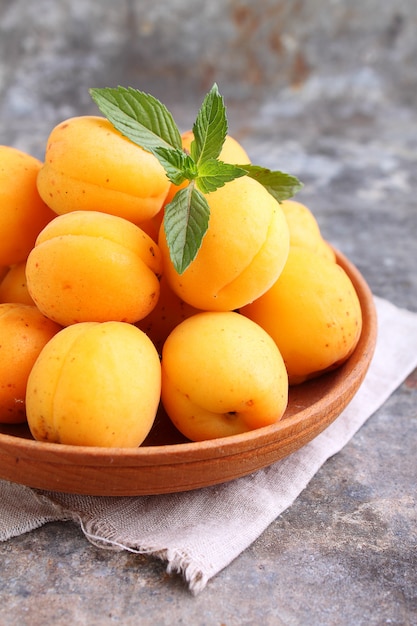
163,184 -> 210,274
89,86 -> 182,153
153,146 -> 197,185
239,164 -> 303,201
196,159 -> 246,194
191,84 -> 227,166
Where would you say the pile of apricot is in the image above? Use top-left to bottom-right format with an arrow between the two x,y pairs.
0,117 -> 362,447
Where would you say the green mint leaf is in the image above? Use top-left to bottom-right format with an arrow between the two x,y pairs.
153,147 -> 197,186
163,183 -> 210,274
191,84 -> 227,166
238,164 -> 303,201
196,159 -> 247,194
89,86 -> 182,153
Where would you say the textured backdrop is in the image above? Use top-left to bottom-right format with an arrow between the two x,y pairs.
1,0 -> 416,131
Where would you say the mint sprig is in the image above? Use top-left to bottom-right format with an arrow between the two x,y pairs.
90,84 -> 303,273
152,147 -> 197,186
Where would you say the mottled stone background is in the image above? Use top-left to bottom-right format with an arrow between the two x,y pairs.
1,0 -> 417,143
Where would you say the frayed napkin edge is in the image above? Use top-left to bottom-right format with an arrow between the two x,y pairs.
73,506 -> 209,594
29,491 -> 209,594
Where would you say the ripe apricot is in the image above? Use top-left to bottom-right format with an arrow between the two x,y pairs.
0,303 -> 62,423
241,247 -> 363,384
161,311 -> 288,441
135,209 -> 164,242
36,116 -> 171,225
158,176 -> 290,311
0,262 -> 35,306
0,146 -> 55,266
26,321 -> 161,447
136,275 -> 200,355
280,200 -> 336,262
26,210 -> 162,326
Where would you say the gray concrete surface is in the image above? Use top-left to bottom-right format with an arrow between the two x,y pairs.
0,1 -> 416,624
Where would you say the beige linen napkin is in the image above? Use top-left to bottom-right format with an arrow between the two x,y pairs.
1,296 -> 417,594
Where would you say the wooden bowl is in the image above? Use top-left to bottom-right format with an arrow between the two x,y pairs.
0,249 -> 377,496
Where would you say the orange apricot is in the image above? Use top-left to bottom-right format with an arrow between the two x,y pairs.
280,199 -> 336,262
26,210 -> 162,326
26,321 -> 161,447
0,303 -> 62,423
161,311 -> 288,441
136,275 -> 200,354
158,175 -> 290,311
0,146 -> 55,266
0,262 -> 35,306
136,208 -> 164,242
241,247 -> 363,384
36,116 -> 171,225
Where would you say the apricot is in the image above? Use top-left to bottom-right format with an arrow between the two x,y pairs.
26,210 -> 162,326
158,176 -> 290,311
135,209 -> 163,242
0,146 -> 55,266
312,237 -> 336,263
0,303 -> 62,423
36,116 -> 171,225
136,275 -> 200,355
0,262 -> 35,306
241,247 -> 363,384
26,321 -> 161,447
280,200 -> 336,262
161,311 -> 288,441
